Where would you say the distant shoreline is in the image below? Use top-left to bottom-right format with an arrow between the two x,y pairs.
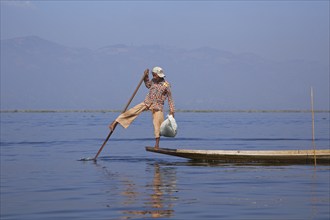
1,109 -> 329,113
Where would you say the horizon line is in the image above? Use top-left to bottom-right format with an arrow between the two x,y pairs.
1,109 -> 329,113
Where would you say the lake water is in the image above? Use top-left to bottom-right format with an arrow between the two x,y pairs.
1,111 -> 329,220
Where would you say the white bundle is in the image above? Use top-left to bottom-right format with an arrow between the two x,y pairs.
160,115 -> 177,137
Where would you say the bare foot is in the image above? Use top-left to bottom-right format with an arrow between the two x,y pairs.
109,121 -> 117,131
154,145 -> 159,150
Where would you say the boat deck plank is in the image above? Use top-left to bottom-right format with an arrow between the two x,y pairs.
146,147 -> 330,164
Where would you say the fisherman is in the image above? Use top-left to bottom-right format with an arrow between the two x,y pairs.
109,67 -> 175,149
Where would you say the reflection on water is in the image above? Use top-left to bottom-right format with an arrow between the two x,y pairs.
101,162 -> 177,219
97,158 -> 330,220
123,163 -> 175,218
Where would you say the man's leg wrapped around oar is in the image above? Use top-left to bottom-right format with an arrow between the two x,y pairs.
109,103 -> 165,149
109,102 -> 147,131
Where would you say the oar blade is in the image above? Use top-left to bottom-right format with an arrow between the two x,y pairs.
78,157 -> 96,162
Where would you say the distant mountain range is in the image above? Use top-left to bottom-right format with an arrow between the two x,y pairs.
1,36 -> 328,110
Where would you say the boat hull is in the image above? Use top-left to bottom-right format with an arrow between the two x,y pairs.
146,147 -> 330,164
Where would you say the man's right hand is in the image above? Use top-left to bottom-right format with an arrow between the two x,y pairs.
144,69 -> 149,78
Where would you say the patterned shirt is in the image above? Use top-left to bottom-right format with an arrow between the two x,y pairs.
143,77 -> 175,113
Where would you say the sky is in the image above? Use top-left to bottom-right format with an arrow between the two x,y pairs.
1,0 -> 329,65
1,0 -> 329,110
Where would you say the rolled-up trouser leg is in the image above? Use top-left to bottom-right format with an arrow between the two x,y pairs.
152,110 -> 164,138
116,102 -> 147,129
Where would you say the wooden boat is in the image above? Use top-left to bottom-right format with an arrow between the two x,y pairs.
146,147 -> 330,165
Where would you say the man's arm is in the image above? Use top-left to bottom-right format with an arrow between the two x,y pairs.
167,86 -> 175,117
143,69 -> 151,88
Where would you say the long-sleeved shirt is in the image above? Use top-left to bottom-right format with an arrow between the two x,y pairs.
143,77 -> 175,113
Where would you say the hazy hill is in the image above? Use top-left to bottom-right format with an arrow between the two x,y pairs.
1,36 -> 328,110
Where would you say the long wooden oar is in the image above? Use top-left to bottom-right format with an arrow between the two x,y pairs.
79,69 -> 148,162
